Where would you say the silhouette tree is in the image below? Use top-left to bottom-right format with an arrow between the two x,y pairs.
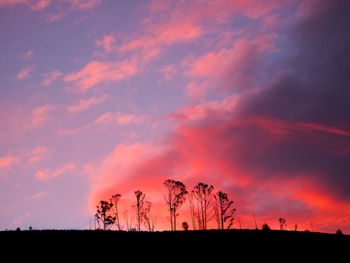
164,179 -> 188,231
262,223 -> 271,231
123,209 -> 134,231
133,190 -> 145,231
279,217 -> 287,230
187,191 -> 198,230
214,191 -> 236,230
95,200 -> 116,230
182,222 -> 189,231
336,228 -> 343,235
192,182 -> 214,230
142,201 -> 156,232
110,193 -> 122,231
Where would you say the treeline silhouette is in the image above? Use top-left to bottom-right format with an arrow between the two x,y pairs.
92,179 -> 327,233
92,180 -> 236,232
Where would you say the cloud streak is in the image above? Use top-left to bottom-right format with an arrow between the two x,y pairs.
67,94 -> 107,113
64,60 -> 137,93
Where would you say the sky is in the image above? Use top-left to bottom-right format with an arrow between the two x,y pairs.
1,0 -> 350,233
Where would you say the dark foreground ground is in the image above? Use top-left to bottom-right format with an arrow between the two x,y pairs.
2,229 -> 347,259
1,228 -> 349,247
1,229 -> 349,259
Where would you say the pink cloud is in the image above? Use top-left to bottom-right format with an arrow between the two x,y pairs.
10,212 -> 30,227
64,60 -> 137,93
95,35 -> 115,53
93,111 -> 148,126
27,146 -> 50,164
67,94 -> 107,113
16,66 -> 35,80
30,0 -> 51,10
158,64 -> 176,81
135,0 -> 284,52
34,163 -> 75,180
18,50 -> 34,59
24,191 -> 48,202
30,104 -> 54,128
120,20 -> 201,64
60,110 -> 149,136
0,0 -> 51,10
184,34 -> 278,91
59,127 -> 83,136
185,81 -> 208,101
0,155 -> 18,169
42,12 -> 65,22
67,0 -> 102,10
87,89 -> 350,232
42,70 -> 62,86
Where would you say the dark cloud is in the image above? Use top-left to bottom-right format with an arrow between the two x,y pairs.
245,0 -> 350,125
235,0 -> 350,199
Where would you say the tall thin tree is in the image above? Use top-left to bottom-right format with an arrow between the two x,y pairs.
187,191 -> 198,230
163,179 -> 188,231
110,193 -> 122,230
192,182 -> 214,230
214,191 -> 236,230
133,190 -> 145,231
142,201 -> 156,232
95,200 -> 116,230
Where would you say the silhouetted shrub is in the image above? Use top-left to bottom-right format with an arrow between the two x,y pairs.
336,228 -> 343,235
182,222 -> 189,231
262,223 -> 271,231
279,217 -> 286,230
16,227 -> 21,231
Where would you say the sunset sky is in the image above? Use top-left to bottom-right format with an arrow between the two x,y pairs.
1,0 -> 350,233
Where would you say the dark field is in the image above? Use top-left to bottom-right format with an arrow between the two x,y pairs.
2,229 -> 349,259
2,229 -> 349,247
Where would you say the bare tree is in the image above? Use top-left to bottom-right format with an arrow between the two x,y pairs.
187,192 -> 198,230
95,200 -> 116,230
133,190 -> 145,231
110,193 -> 122,231
214,191 -> 236,230
163,179 -> 188,231
192,182 -> 214,230
142,201 -> 156,232
182,222 -> 189,231
279,217 -> 286,230
123,209 -> 134,231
